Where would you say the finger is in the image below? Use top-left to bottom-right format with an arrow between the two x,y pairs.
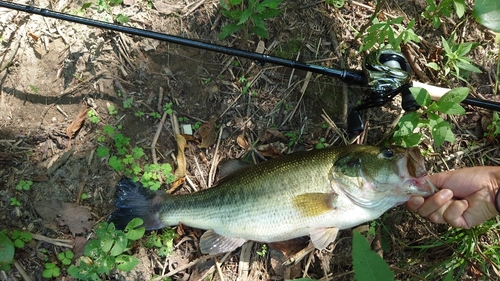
417,189 -> 454,217
427,200 -> 454,224
443,200 -> 470,228
406,196 -> 425,212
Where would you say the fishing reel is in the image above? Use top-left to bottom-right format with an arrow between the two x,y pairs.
347,49 -> 420,136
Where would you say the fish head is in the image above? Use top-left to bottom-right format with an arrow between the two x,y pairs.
330,145 -> 435,210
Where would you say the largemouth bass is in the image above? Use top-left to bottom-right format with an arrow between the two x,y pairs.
108,145 -> 434,255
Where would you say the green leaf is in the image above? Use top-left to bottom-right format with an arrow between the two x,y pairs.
251,25 -> 269,38
260,8 -> 281,18
472,0 -> 500,32
125,218 -> 146,241
453,0 -> 466,18
352,231 -> 395,281
109,232 -> 128,256
219,23 -> 244,39
436,102 -> 466,114
426,62 -> 440,71
0,232 -> 14,267
237,8 -> 253,25
455,60 -> 482,73
401,133 -> 422,147
410,87 -> 431,107
260,0 -> 283,9
438,87 -> 469,103
97,146 -> 110,157
115,255 -> 140,271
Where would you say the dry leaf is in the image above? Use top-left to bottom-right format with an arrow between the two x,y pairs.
198,117 -> 217,148
259,129 -> 287,143
66,102 -> 88,138
170,134 -> 187,191
257,144 -> 283,159
236,132 -> 249,149
34,200 -> 94,234
153,2 -> 181,14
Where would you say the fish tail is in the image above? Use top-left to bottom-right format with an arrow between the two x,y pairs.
107,177 -> 168,230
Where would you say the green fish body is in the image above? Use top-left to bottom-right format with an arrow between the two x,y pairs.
108,145 -> 434,255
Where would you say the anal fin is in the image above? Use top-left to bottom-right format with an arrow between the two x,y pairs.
199,229 -> 246,255
310,227 -> 339,250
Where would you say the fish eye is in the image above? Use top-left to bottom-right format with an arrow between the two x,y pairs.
382,148 -> 394,158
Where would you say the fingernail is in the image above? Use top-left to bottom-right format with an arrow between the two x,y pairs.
412,196 -> 424,205
440,189 -> 453,199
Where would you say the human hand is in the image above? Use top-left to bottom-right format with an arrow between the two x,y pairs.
406,166 -> 500,228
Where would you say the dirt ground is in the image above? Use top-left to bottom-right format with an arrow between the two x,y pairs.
0,0 -> 499,280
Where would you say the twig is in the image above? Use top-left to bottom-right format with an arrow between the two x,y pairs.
193,156 -> 208,190
238,242 -> 253,281
31,233 -> 73,248
281,71 -> 312,126
0,41 -> 20,73
56,105 -> 69,118
151,110 -> 169,164
159,256 -> 213,278
157,86 -> 164,112
75,180 -> 86,205
215,252 -> 232,281
183,0 -> 206,17
14,260 -> 32,281
208,124 -> 224,188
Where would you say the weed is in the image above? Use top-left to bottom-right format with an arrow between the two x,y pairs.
16,180 -> 32,191
144,229 -> 177,257
43,262 -> 61,278
325,0 -> 344,8
219,0 -> 284,40
392,87 -> 468,148
11,230 -> 32,249
360,17 -> 419,51
423,0 -> 466,28
135,110 -> 145,117
163,102 -> 173,114
178,116 -> 187,122
192,121 -> 202,130
29,85 -> 39,93
427,34 -> 481,80
485,111 -> 500,138
108,105 -> 118,115
285,131 -> 302,147
315,138 -> 326,149
58,250 -> 75,266
256,244 -> 267,257
150,112 -> 161,119
68,219 -> 144,279
94,0 -> 130,23
81,193 -> 89,200
141,163 -> 175,191
123,97 -> 133,109
10,197 -> 21,207
87,109 -> 100,124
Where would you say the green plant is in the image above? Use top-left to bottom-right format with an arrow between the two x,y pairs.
422,0 -> 465,28
219,0 -> 284,40
81,193 -> 89,200
150,112 -> 161,119
256,244 -> 267,257
315,138 -> 326,149
360,17 -> 419,51
68,218 -> 144,280
352,230 -> 394,280
485,111 -> 500,138
123,97 -> 133,109
16,179 -> 33,191
108,105 -> 118,115
426,34 -> 481,80
325,0 -> 344,8
72,2 -> 92,16
285,130 -> 302,147
29,85 -> 39,93
58,250 -> 75,266
392,87 -> 468,148
135,110 -> 145,117
43,262 -> 61,278
0,231 -> 14,271
163,102 -> 173,114
141,163 -> 175,191
87,109 -> 100,123
95,0 -> 130,23
11,230 -> 32,248
10,197 -> 21,207
192,121 -> 202,130
472,1 -> 500,32
143,229 -> 177,257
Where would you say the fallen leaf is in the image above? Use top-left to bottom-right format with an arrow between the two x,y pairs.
197,117 -> 217,148
259,129 -> 287,143
169,134 -> 187,191
153,2 -> 181,14
66,102 -> 88,138
236,132 -> 249,149
123,0 -> 135,5
34,200 -> 94,234
257,144 -> 283,159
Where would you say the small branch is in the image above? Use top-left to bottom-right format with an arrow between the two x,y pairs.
151,110 -> 169,164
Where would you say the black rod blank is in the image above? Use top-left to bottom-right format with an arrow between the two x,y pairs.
0,1 -> 366,84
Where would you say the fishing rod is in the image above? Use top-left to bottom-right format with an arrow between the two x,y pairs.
1,0 -> 499,135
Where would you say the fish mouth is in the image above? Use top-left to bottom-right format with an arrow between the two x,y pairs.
397,147 -> 436,197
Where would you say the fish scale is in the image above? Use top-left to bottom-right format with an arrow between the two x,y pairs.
108,144 -> 434,255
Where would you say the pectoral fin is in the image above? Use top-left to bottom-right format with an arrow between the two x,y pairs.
292,193 -> 338,217
199,229 -> 246,255
309,227 -> 339,250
